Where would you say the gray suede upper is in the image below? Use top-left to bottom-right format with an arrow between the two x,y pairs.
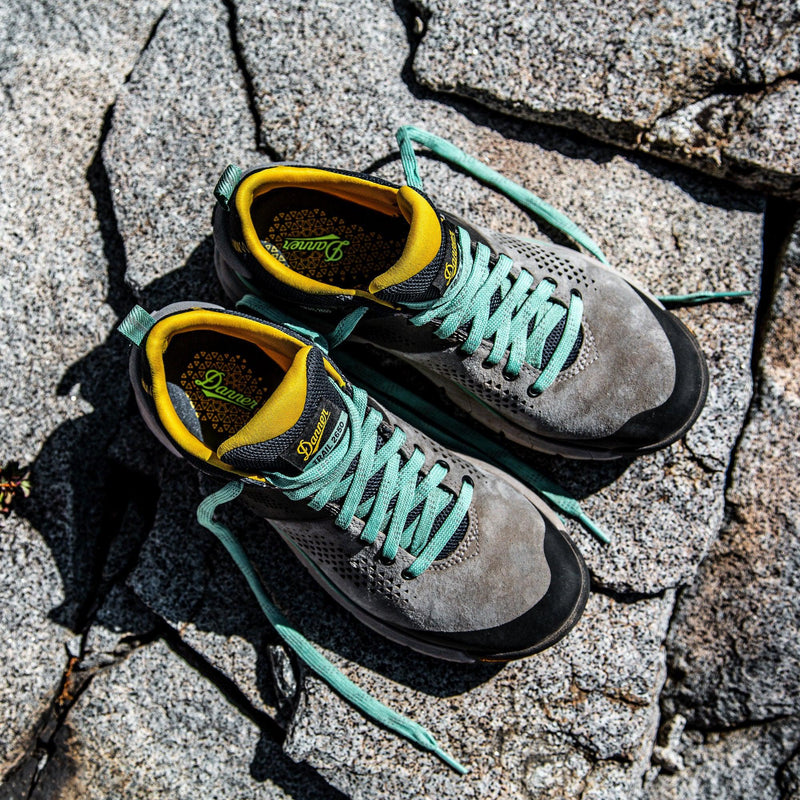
240,403 -> 552,635
356,228 -> 676,442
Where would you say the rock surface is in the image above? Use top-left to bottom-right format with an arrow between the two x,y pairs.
659,216 -> 800,729
280,594 -> 673,799
413,0 -> 800,198
644,717 -> 800,800
0,0 -> 795,798
0,0 -> 167,778
103,0 -> 262,302
24,639 -> 322,800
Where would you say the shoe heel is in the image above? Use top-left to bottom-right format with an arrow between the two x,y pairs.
213,245 -> 250,306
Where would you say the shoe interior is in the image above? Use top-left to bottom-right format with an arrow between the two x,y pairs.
162,330 -> 285,450
250,186 -> 408,289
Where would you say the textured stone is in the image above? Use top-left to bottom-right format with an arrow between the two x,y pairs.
28,640 -> 327,800
103,0 -> 262,302
128,464 -> 284,722
0,516 -> 70,771
0,0 -> 167,778
661,218 -> 800,728
413,0 -> 800,197
643,717 -> 800,800
281,593 -> 673,799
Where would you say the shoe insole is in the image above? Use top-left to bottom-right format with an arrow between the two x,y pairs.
163,331 -> 285,450
251,187 -> 408,289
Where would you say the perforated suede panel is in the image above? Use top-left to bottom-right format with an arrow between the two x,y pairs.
287,529 -> 412,606
492,231 -> 598,291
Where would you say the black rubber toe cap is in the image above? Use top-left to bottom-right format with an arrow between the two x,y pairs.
393,520 -> 590,661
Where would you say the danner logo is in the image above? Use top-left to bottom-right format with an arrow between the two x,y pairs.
282,233 -> 350,262
194,370 -> 259,410
443,228 -> 458,285
296,408 -> 331,462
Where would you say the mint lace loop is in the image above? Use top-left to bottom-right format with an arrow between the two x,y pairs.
396,125 -> 609,265
264,383 -> 472,578
405,227 -> 585,393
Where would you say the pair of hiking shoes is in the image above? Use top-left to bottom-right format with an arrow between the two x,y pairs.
119,127 -> 708,769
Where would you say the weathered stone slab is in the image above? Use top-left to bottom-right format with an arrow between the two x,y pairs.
0,516 -> 70,772
660,217 -> 800,729
0,0 -> 167,778
103,0 -> 262,301
29,640 -> 319,800
413,0 -> 800,197
643,716 -> 800,800
128,464 -> 284,722
281,593 -> 673,799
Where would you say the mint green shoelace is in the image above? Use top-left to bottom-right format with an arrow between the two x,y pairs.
405,226 -> 584,394
265,383 -> 473,577
197,482 -> 467,773
196,382 -> 472,772
237,292 -> 610,544
396,125 -> 610,265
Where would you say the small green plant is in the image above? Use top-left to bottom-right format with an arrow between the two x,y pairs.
1,461 -> 31,516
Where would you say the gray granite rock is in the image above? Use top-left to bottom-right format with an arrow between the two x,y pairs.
643,717 -> 800,800
127,462 -> 284,723
413,0 -> 800,197
0,515 -> 71,772
280,593 -> 673,799
781,748 -> 800,799
0,0 -> 167,779
103,0 -> 262,302
26,639 -> 321,800
660,218 -> 800,729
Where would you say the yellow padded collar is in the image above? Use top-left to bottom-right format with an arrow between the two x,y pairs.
234,167 -> 442,301
217,345 -> 311,458
144,309 -> 344,477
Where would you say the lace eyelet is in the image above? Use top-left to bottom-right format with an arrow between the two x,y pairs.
481,358 -> 496,370
400,568 -> 415,581
501,367 -> 517,381
527,385 -> 542,398
375,553 -> 395,566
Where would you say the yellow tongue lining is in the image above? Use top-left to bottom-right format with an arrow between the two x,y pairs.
236,168 -> 442,300
366,185 -> 442,295
217,345 -> 311,459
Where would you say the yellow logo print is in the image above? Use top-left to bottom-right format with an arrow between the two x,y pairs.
296,408 -> 331,462
443,229 -> 458,285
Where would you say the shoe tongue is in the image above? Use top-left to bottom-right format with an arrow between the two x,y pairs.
218,345 -> 348,474
369,186 -> 460,304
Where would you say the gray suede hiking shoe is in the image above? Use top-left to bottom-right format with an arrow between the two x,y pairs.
118,302 -> 588,667
211,126 -> 708,460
